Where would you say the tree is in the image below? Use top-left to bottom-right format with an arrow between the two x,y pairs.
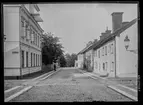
65,53 -> 71,67
41,32 -> 64,65
70,53 -> 77,67
59,54 -> 67,67
65,53 -> 77,67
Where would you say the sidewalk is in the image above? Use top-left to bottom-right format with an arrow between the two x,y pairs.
78,69 -> 138,101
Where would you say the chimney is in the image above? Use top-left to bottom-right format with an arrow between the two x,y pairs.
94,39 -> 98,43
100,27 -> 111,40
111,12 -> 123,33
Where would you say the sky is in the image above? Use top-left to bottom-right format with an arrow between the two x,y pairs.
38,3 -> 137,55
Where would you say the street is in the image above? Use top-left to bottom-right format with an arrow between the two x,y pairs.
7,67 -> 132,102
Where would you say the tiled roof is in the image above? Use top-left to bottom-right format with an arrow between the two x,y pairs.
78,18 -> 137,54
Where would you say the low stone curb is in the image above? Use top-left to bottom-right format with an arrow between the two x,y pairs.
107,85 -> 138,101
77,69 -> 138,101
5,68 -> 62,102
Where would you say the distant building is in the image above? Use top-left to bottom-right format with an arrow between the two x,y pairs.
4,4 -> 44,77
77,12 -> 138,77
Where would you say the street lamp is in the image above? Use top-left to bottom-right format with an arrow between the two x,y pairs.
124,35 -> 138,54
124,35 -> 130,50
4,34 -> 6,41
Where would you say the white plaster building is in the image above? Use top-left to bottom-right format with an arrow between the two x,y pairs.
77,12 -> 138,77
76,54 -> 84,68
4,4 -> 44,77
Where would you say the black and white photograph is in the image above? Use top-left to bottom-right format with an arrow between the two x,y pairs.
3,2 -> 139,102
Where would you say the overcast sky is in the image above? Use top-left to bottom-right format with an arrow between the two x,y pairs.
38,3 -> 137,54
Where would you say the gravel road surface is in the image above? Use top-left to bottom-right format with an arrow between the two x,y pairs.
10,67 -> 132,102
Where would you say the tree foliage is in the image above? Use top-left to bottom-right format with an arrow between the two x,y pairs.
41,32 -> 64,65
65,53 -> 77,67
59,54 -> 67,67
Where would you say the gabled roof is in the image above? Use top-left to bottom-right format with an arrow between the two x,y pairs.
77,41 -> 96,55
78,18 -> 137,54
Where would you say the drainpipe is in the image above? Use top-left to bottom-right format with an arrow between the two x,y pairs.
19,11 -> 22,79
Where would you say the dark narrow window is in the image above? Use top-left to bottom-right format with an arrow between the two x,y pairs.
34,53 -> 35,67
98,50 -> 100,58
103,63 -> 105,71
36,54 -> 37,66
102,47 -> 104,56
31,53 -> 32,67
26,52 -> 28,67
105,46 -> 107,55
22,50 -> 24,68
38,55 -> 39,66
111,44 -> 114,54
40,55 -> 41,66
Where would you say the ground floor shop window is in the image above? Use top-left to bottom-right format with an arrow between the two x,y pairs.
34,53 -> 35,67
21,50 -> 24,68
26,52 -> 28,67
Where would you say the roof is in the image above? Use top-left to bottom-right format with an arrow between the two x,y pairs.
77,41 -> 96,55
21,5 -> 44,33
78,18 -> 137,54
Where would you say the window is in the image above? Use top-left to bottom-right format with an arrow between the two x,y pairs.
26,52 -> 28,67
108,44 -> 110,53
36,54 -> 37,66
111,44 -> 114,54
33,32 -> 35,44
27,26 -> 30,41
111,62 -> 114,71
95,51 -> 97,57
29,27 -> 32,41
96,62 -> 98,69
31,53 -> 32,67
103,63 -> 105,71
37,35 -> 38,46
34,53 -> 35,67
106,62 -> 108,71
25,22 -> 28,38
33,53 -> 34,66
40,55 -> 41,66
38,35 -> 40,47
99,63 -> 100,71
98,50 -> 100,58
22,50 -> 24,68
105,46 -> 107,55
38,55 -> 40,66
35,34 -> 37,46
37,54 -> 38,66
39,55 -> 41,66
21,18 -> 25,38
39,55 -> 40,66
102,47 -> 104,56
21,17 -> 24,27
37,35 -> 39,47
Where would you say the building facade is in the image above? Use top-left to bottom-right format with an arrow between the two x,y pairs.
93,39 -> 115,77
77,12 -> 138,77
4,4 -> 44,77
